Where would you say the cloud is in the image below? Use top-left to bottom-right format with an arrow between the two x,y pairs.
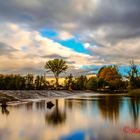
0,0 -> 140,74
57,31 -> 73,40
0,67 -> 44,75
2,0 -> 139,38
0,23 -> 94,75
84,43 -> 90,49
87,39 -> 140,65
0,42 -> 17,55
42,54 -> 68,59
0,0 -> 140,39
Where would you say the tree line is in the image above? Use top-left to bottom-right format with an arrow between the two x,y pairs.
0,59 -> 140,91
0,74 -> 48,90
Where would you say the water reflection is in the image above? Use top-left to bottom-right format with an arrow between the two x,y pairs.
1,105 -> 10,116
97,96 -> 122,123
60,130 -> 85,140
0,95 -> 139,140
45,100 -> 66,126
129,97 -> 140,127
26,102 -> 33,110
36,101 -> 46,110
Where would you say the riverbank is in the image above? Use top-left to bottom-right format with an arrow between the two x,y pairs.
0,90 -> 74,103
128,89 -> 140,97
0,90 -> 127,104
0,89 -> 139,105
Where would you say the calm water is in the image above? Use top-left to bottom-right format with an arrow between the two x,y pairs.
0,94 -> 140,140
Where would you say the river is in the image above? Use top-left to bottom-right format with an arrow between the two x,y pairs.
0,93 -> 140,140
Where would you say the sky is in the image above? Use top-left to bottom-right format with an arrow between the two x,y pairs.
0,0 -> 140,77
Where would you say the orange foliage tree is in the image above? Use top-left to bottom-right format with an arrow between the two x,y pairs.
97,66 -> 122,90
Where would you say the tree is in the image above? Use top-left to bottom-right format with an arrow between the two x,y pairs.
73,75 -> 87,90
25,74 -> 34,90
0,74 -> 50,90
64,74 -> 74,90
98,66 -> 122,90
45,59 -> 68,88
86,77 -> 98,90
128,60 -> 140,89
35,75 -> 48,90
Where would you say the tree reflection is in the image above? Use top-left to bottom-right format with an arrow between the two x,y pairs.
26,102 -> 33,110
65,98 -> 90,110
36,101 -> 45,110
45,99 -> 66,126
129,98 -> 140,127
98,96 -> 122,123
1,105 -> 10,116
65,99 -> 73,110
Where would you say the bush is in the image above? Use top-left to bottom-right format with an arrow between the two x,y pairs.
86,77 -> 98,90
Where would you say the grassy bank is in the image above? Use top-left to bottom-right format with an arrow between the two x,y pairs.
128,89 -> 140,97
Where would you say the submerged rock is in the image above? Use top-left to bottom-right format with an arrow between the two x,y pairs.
47,101 -> 54,109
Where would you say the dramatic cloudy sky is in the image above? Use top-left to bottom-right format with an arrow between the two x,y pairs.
0,0 -> 140,76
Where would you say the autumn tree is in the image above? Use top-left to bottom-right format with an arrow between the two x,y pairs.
97,66 -> 122,90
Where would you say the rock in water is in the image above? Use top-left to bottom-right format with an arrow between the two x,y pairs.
47,101 -> 54,109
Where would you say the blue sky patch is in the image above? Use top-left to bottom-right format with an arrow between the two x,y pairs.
58,39 -> 90,54
40,28 -> 58,39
